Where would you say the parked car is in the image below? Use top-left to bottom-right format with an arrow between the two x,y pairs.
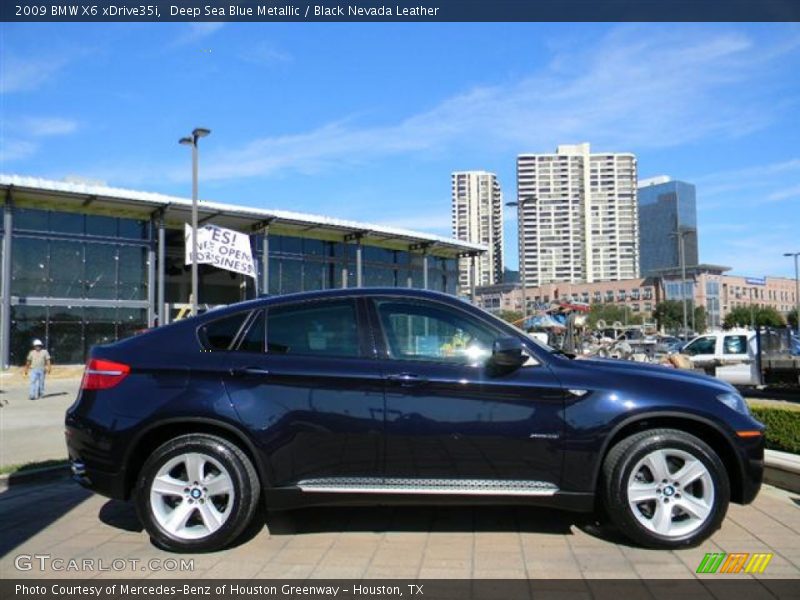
656,335 -> 684,355
66,288 -> 764,552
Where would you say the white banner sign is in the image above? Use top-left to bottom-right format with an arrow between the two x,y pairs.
185,224 -> 257,279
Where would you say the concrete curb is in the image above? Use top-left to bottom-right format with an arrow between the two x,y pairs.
764,449 -> 800,494
0,464 -> 70,492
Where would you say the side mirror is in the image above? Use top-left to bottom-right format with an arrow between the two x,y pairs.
491,336 -> 526,369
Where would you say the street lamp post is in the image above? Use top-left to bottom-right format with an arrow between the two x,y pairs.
671,227 -> 692,340
179,127 -> 211,316
506,196 -> 536,329
785,252 -> 800,335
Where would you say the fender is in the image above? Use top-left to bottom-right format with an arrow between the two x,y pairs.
587,409 -> 745,492
123,415 -> 270,493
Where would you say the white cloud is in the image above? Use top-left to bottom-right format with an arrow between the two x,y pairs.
705,229 -> 799,277
21,117 -> 79,137
239,41 -> 292,66
0,140 -> 37,162
0,56 -> 71,94
194,26 -> 799,183
767,184 -> 800,202
173,23 -> 225,46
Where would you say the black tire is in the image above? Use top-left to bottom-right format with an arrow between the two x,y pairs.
602,428 -> 730,549
135,433 -> 260,552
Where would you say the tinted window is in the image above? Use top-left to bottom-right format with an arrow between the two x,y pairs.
202,312 -> 249,350
683,336 -> 715,356
238,311 -> 265,353
267,300 -> 359,357
723,335 -> 748,355
376,299 -> 497,364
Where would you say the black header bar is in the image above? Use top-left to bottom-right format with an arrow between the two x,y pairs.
3,0 -> 800,23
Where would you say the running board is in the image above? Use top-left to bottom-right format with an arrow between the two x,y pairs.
296,477 -> 558,496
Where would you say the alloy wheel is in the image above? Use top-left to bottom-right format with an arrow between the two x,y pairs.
149,452 -> 235,540
627,448 -> 715,538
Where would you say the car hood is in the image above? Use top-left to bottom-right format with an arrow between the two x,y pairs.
568,356 -> 736,394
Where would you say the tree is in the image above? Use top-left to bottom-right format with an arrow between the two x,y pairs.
588,303 -> 642,328
723,305 -> 786,329
497,310 -> 523,325
654,300 -> 684,333
693,305 -> 707,334
756,306 -> 788,327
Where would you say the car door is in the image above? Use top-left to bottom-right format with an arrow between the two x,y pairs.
716,333 -> 758,385
369,296 -> 564,489
681,335 -> 717,369
223,298 -> 385,487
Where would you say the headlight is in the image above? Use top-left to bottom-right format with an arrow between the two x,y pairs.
717,392 -> 749,415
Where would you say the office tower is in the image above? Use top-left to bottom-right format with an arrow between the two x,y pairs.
638,176 -> 698,277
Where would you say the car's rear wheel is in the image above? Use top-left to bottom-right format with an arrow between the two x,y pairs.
602,428 -> 730,549
135,433 -> 260,552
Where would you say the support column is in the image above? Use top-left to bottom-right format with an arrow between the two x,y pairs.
157,214 -> 165,327
344,231 -> 367,289
355,240 -> 363,288
147,240 -> 156,328
261,225 -> 270,296
422,252 -> 429,290
1,192 -> 13,369
470,254 -> 477,303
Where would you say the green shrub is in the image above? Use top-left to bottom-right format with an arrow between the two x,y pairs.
749,405 -> 800,455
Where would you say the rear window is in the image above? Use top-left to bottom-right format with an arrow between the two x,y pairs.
200,312 -> 249,350
267,300 -> 360,358
723,335 -> 748,355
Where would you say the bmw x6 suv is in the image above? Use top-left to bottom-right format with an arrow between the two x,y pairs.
66,288 -> 764,552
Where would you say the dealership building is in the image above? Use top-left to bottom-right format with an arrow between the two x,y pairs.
0,176 -> 484,366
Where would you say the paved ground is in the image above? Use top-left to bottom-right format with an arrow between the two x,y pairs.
0,476 -> 798,580
0,377 -> 78,467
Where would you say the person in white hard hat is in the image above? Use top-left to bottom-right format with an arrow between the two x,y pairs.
24,339 -> 51,400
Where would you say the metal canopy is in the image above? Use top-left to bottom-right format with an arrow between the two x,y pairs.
1,175 -> 485,259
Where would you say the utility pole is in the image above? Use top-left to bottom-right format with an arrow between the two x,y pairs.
506,196 -> 536,329
785,252 -> 800,335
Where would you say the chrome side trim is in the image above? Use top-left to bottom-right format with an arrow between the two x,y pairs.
297,477 -> 558,496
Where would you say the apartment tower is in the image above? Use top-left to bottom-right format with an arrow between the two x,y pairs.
451,171 -> 504,290
516,143 -> 638,286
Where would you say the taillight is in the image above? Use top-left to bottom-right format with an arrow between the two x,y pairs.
81,358 -> 131,390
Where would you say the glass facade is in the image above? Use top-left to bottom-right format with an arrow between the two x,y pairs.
0,203 -> 460,365
665,280 -> 695,301
7,207 -> 151,365
638,180 -> 698,277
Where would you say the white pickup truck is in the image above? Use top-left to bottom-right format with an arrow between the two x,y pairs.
679,329 -> 759,386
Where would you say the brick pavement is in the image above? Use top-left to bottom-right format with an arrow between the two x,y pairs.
0,478 -> 797,580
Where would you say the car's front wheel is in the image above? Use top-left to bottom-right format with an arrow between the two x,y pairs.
135,433 -> 260,552
602,428 -> 730,549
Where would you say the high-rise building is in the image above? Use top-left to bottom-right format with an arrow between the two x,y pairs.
516,143 -> 639,286
451,171 -> 504,290
638,176 -> 698,277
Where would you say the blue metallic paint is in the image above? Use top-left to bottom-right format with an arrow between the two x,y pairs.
65,288 -> 764,511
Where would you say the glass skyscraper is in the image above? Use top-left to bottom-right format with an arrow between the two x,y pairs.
638,177 -> 698,277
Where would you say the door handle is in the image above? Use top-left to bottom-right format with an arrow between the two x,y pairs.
386,372 -> 428,387
229,367 -> 271,378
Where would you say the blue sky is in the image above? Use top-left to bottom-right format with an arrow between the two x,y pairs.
1,22 -> 799,277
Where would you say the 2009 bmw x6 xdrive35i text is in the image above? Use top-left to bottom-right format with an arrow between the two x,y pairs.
66,288 -> 764,552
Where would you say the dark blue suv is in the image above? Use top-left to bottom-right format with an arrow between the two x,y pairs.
66,288 -> 764,552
